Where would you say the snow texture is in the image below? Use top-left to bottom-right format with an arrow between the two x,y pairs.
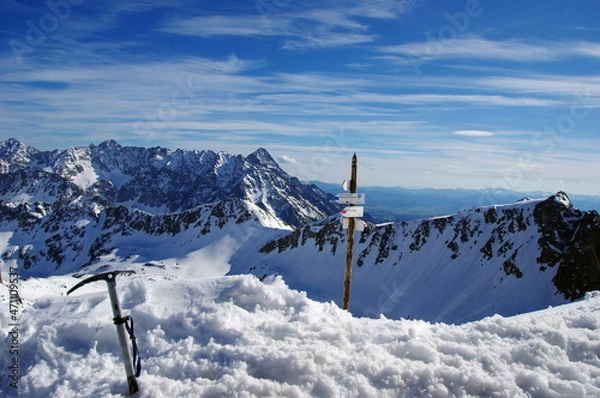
2,273 -> 600,397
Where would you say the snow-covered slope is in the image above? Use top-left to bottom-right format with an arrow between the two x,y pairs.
230,192 -> 600,323
0,197 -> 289,277
1,274 -> 600,397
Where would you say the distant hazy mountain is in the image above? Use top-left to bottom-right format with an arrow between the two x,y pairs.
313,181 -> 600,223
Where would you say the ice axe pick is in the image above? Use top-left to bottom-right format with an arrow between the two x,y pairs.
67,271 -> 141,395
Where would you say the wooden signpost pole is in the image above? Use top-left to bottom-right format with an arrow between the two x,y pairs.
342,153 -> 357,310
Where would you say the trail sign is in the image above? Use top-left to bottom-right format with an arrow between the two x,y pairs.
335,193 -> 365,205
343,218 -> 366,231
341,205 -> 364,218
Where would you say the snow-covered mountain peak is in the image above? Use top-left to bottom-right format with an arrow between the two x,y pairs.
53,145 -> 98,189
246,147 -> 278,168
0,138 -> 39,172
94,139 -> 121,150
0,137 -> 35,155
552,190 -> 573,208
0,140 -> 338,225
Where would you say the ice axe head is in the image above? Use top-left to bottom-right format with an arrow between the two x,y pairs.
67,270 -> 136,295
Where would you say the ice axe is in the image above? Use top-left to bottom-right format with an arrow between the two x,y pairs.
67,270 -> 141,395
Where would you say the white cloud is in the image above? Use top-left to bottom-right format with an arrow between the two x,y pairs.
380,37 -> 600,63
343,93 -> 559,107
569,41 -> 600,58
453,130 -> 495,137
160,1 -> 417,51
278,155 -> 298,164
474,75 -> 600,100
348,0 -> 417,18
300,9 -> 368,31
283,32 -> 376,50
160,15 -> 289,37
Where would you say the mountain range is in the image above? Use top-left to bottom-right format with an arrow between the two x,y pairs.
0,138 -> 337,225
1,139 -> 599,324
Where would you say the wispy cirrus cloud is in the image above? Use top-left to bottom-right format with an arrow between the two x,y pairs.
341,93 -> 560,107
472,74 -> 600,102
347,0 -> 418,18
160,1 -> 416,50
379,36 -> 600,63
282,32 -> 376,50
160,13 -> 374,50
160,15 -> 290,38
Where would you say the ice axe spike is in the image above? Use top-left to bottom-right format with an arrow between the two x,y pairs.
67,271 -> 140,395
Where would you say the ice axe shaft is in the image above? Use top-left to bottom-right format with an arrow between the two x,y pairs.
67,271 -> 139,395
106,276 -> 138,395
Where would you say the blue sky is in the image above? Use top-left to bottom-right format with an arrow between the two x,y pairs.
1,0 -> 599,195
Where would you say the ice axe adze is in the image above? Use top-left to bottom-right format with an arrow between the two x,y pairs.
67,271 -> 141,395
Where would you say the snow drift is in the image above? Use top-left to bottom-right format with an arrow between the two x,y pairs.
2,274 -> 600,397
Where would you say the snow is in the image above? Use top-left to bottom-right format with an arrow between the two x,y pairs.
6,193 -> 32,204
72,164 -> 99,190
56,147 -> 99,190
553,191 -> 573,208
2,273 -> 600,397
245,201 -> 292,230
0,231 -> 12,253
75,219 -> 90,229
176,237 -> 239,279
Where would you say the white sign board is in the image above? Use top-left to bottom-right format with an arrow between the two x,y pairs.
341,206 -> 364,218
335,193 -> 365,205
343,218 -> 367,231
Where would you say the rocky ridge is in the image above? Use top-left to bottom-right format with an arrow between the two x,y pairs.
233,192 -> 600,322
